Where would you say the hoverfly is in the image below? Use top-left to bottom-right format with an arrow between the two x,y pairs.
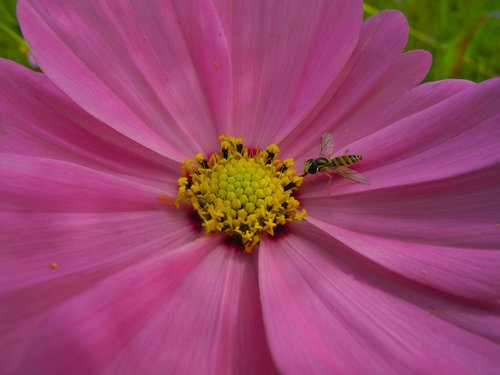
301,132 -> 369,184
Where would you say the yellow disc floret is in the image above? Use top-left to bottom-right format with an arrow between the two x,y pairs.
176,136 -> 306,252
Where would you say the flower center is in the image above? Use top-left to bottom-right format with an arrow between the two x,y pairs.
176,136 -> 306,252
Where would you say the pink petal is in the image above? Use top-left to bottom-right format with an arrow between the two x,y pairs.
259,225 -> 500,374
1,155 -> 197,371
0,59 -> 178,190
106,244 -> 276,375
0,154 -> 172,212
13,242 -> 277,375
293,78 -> 474,193
0,208 -> 198,293
325,78 -> 474,152
303,162 -> 500,300
18,0 -> 232,157
212,0 -> 362,146
300,78 -> 500,197
279,10 -> 433,157
5,236 -> 218,374
308,217 -> 500,300
0,209 -> 199,372
293,78 -> 475,197
354,78 -> 500,190
302,163 -> 499,246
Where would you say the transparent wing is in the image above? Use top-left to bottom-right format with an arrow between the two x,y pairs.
332,167 -> 370,185
319,132 -> 334,157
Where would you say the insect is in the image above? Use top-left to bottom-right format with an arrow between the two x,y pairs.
302,132 -> 369,184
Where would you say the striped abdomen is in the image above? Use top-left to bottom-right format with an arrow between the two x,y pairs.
328,155 -> 362,168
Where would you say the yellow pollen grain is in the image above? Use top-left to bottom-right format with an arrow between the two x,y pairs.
50,262 -> 59,270
175,136 -> 306,252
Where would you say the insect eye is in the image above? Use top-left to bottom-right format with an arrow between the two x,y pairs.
308,161 -> 318,174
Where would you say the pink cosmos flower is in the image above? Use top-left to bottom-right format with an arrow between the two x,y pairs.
2,0 -> 500,374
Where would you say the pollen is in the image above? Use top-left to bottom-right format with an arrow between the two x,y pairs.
176,136 -> 306,252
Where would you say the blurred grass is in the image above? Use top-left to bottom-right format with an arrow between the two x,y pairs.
0,0 -> 29,66
0,0 -> 499,81
364,0 -> 500,81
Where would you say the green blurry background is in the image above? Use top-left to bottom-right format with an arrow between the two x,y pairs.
1,0 -> 499,81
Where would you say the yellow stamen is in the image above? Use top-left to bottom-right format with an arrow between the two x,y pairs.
176,136 -> 306,252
